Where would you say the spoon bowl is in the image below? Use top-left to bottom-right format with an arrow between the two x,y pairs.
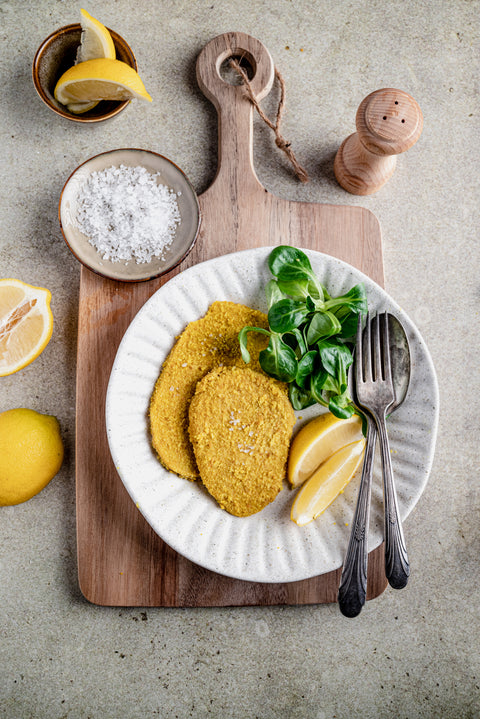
387,313 -> 411,411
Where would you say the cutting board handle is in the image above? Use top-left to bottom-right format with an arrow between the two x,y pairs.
196,32 -> 275,192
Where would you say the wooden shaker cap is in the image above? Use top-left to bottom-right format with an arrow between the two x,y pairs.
334,88 -> 423,195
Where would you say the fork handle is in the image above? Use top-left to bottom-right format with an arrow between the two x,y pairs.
376,413 -> 410,589
338,420 -> 376,617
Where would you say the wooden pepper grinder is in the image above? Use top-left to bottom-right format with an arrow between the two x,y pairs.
334,88 -> 423,195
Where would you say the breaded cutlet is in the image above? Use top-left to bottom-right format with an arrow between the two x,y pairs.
149,301 -> 272,479
188,366 -> 296,516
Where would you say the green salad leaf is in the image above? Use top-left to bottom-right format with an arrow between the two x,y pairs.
238,246 -> 368,419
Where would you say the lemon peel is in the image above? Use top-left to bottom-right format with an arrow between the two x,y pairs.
0,409 -> 64,506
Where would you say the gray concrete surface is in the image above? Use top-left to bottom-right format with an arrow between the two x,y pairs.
1,1 -> 478,717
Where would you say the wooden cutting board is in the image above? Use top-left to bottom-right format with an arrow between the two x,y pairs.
76,32 -> 387,606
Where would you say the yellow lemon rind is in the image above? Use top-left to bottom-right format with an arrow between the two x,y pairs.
0,409 -> 64,506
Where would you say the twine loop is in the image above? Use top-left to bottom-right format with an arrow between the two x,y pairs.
229,58 -> 309,183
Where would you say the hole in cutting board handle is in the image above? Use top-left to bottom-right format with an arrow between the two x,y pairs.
196,33 -> 274,106
219,52 -> 256,85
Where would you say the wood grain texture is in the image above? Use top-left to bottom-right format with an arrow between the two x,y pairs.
76,32 -> 387,607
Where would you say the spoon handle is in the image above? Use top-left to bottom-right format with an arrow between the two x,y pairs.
377,413 -> 410,589
338,420 -> 376,617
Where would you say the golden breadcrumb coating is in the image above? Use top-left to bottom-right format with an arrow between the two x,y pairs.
188,366 -> 296,516
149,301 -> 271,479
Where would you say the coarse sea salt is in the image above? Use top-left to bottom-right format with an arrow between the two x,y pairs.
75,164 -> 181,264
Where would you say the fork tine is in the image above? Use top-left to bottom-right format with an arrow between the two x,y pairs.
382,312 -> 393,386
355,312 -> 364,385
363,313 -> 373,383
372,312 -> 382,381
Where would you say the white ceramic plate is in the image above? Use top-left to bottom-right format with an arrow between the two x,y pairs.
106,247 -> 439,583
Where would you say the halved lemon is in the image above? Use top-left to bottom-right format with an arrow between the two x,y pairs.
54,58 -> 152,106
76,9 -> 116,63
0,279 -> 53,377
291,439 -> 366,526
287,412 -> 363,488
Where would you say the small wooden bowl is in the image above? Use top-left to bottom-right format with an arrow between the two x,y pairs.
32,23 -> 136,123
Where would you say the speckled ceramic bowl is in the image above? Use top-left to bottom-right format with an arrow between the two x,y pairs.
59,148 -> 201,282
32,23 -> 136,123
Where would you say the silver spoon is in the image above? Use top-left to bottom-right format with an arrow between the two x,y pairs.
338,313 -> 411,618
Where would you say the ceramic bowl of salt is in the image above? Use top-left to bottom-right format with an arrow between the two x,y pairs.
59,149 -> 201,281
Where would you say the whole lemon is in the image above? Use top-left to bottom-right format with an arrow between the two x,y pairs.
0,408 -> 64,505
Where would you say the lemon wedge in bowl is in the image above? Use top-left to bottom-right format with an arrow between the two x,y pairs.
0,279 -> 53,377
67,9 -> 116,114
287,412 -> 363,488
54,58 -> 152,106
76,8 -> 116,63
66,100 -> 101,115
291,439 -> 366,526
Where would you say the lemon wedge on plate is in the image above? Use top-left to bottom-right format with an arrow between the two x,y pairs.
287,412 -> 363,488
291,439 -> 366,526
0,279 -> 53,377
54,58 -> 152,107
76,8 -> 116,63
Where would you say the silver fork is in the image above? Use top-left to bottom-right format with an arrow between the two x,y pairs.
338,314 -> 381,617
337,405 -> 377,617
339,313 -> 410,616
356,312 -> 409,590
